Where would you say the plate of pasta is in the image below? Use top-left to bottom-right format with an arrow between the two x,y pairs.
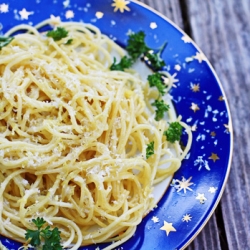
0,0 -> 233,250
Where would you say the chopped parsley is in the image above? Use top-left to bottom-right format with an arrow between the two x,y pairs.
0,36 -> 14,50
110,56 -> 133,71
126,31 -> 149,61
152,99 -> 170,121
146,141 -> 154,159
147,72 -> 166,96
25,217 -> 62,250
47,27 -> 68,41
65,38 -> 73,45
110,31 -> 167,71
164,122 -> 183,143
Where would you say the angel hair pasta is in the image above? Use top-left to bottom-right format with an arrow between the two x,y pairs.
0,19 -> 192,250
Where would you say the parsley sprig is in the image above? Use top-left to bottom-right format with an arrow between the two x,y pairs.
0,36 -> 14,50
110,56 -> 133,71
25,217 -> 62,250
110,31 -> 166,71
146,141 -> 154,159
126,31 -> 149,61
164,122 -> 183,143
152,99 -> 170,121
47,27 -> 68,41
147,72 -> 166,96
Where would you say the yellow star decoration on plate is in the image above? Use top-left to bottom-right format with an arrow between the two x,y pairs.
112,0 -> 130,13
218,95 -> 224,101
160,221 -> 176,236
209,153 -> 219,162
210,131 -> 216,137
190,83 -> 200,92
190,102 -> 200,112
182,214 -> 192,222
196,193 -> 207,204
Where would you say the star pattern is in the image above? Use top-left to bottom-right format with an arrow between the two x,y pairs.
174,64 -> 181,71
190,102 -> 200,112
112,0 -> 130,13
173,176 -> 194,193
209,153 -> 219,162
208,187 -> 217,193
218,95 -> 224,101
210,131 -> 216,137
193,52 -> 206,63
181,34 -> 192,43
19,8 -> 34,20
196,193 -> 207,204
191,124 -> 197,131
150,22 -> 157,29
160,221 -> 176,236
0,3 -> 9,13
50,15 -> 61,26
182,214 -> 192,222
224,123 -> 232,133
152,216 -> 159,223
65,10 -> 74,19
190,83 -> 200,92
95,11 -> 104,19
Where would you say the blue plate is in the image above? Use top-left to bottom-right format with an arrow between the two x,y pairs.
0,0 -> 233,249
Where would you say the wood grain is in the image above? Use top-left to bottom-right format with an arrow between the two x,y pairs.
138,0 -> 250,249
186,0 -> 250,249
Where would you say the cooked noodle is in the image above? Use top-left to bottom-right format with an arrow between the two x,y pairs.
0,19 -> 192,249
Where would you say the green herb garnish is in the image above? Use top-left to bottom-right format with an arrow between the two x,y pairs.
164,122 -> 183,143
0,36 -> 14,50
47,27 -> 68,41
152,99 -> 170,121
65,38 -> 73,45
146,141 -> 154,159
25,217 -> 62,250
110,56 -> 133,71
147,72 -> 166,96
126,31 -> 149,61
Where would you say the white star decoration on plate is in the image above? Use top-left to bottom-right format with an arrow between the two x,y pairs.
150,22 -> 157,29
19,8 -> 34,20
50,15 -> 61,26
193,52 -> 206,63
181,34 -> 192,43
151,216 -> 159,223
95,11 -> 104,19
0,3 -> 9,13
65,10 -> 74,19
173,176 -> 194,193
208,187 -> 217,193
196,193 -> 207,204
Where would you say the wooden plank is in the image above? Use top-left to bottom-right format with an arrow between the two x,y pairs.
137,0 -> 184,29
186,0 -> 250,249
187,212 -> 222,250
